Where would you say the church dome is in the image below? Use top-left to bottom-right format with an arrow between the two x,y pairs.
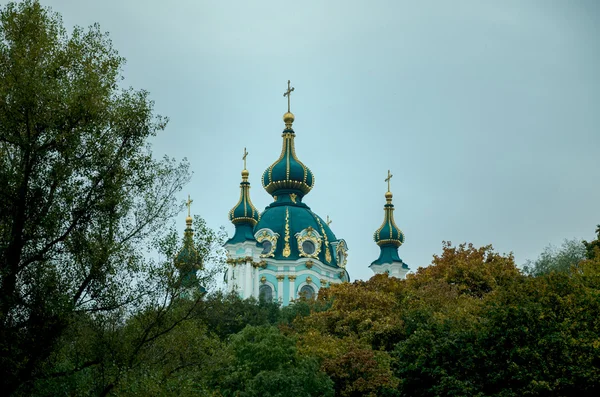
373,190 -> 405,247
262,112 -> 315,198
229,169 -> 260,226
174,211 -> 202,289
254,200 -> 343,268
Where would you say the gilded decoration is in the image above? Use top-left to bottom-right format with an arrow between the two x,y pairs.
255,228 -> 279,258
283,207 -> 291,257
305,260 -> 314,269
290,193 -> 297,203
260,276 -> 266,283
306,276 -> 312,284
373,170 -> 404,246
226,256 -> 266,269
276,275 -> 285,281
226,256 -> 253,265
288,275 -> 297,281
320,279 -> 327,285
313,214 -> 332,263
295,227 -> 322,259
336,240 -> 348,268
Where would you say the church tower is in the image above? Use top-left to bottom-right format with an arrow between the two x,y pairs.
174,195 -> 205,297
370,171 -> 409,278
224,81 -> 350,305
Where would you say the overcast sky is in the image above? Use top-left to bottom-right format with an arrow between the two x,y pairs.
41,0 -> 599,281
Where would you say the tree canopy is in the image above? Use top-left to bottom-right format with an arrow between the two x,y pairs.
0,0 -> 191,393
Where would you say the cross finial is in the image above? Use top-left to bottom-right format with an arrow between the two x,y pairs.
283,80 -> 295,113
242,147 -> 248,170
186,194 -> 193,217
385,170 -> 393,192
326,215 -> 332,226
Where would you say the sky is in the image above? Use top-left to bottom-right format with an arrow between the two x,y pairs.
37,0 -> 599,281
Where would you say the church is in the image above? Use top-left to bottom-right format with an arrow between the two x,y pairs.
176,81 -> 409,305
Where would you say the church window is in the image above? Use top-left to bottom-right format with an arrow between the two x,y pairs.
302,240 -> 315,255
299,284 -> 315,299
261,240 -> 273,255
259,284 -> 273,301
255,228 -> 278,258
296,227 -> 321,258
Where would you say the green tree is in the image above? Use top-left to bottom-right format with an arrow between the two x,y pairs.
0,1 -> 190,393
213,325 -> 334,397
583,225 -> 600,260
26,215 -> 227,396
523,239 -> 587,276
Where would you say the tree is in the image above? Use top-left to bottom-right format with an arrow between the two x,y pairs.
0,1 -> 190,393
583,225 -> 600,260
211,325 -> 335,397
523,239 -> 587,276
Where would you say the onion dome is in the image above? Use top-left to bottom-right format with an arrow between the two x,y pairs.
227,151 -> 260,244
371,172 -> 409,271
229,168 -> 260,226
262,112 -> 315,199
373,190 -> 405,247
175,197 -> 202,289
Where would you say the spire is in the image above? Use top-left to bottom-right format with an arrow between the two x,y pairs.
262,80 -> 315,199
371,170 -> 409,276
227,149 -> 260,244
283,79 -> 295,130
175,195 -> 202,289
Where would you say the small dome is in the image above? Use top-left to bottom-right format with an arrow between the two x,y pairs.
229,169 -> 260,226
262,113 -> 315,197
174,222 -> 202,286
373,191 -> 405,247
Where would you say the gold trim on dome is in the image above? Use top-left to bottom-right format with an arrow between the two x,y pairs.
255,229 -> 279,258
296,228 -> 322,259
290,193 -> 297,203
229,166 -> 259,226
313,214 -> 332,263
374,192 -> 404,246
283,207 -> 291,257
262,132 -> 315,195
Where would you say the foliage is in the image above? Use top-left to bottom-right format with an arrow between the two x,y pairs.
583,225 -> 600,260
523,238 -> 587,276
209,325 -> 334,397
0,1 -> 210,393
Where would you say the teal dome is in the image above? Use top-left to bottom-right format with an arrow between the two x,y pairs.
373,191 -> 405,247
262,113 -> 315,198
229,169 -> 260,226
254,198 -> 343,268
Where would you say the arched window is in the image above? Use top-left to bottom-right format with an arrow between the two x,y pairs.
299,284 -> 315,300
259,284 -> 273,301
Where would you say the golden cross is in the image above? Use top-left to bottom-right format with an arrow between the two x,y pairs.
326,215 -> 332,226
385,170 -> 393,192
186,194 -> 193,217
242,147 -> 248,170
283,80 -> 295,112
